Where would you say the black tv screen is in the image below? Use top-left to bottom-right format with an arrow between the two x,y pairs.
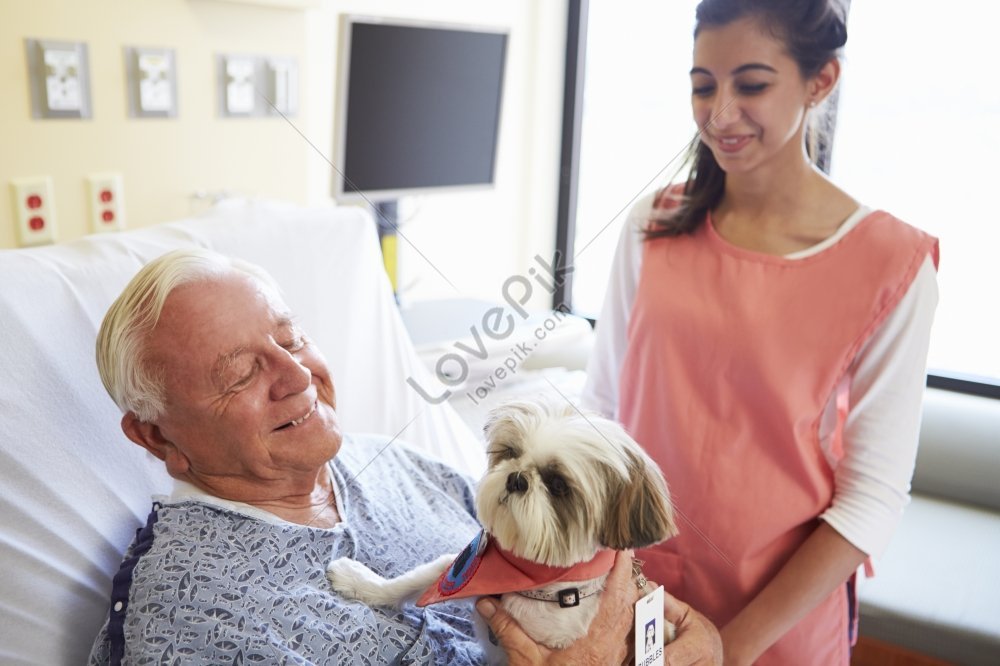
334,18 -> 508,200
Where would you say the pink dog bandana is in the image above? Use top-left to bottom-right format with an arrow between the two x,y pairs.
417,530 -> 616,607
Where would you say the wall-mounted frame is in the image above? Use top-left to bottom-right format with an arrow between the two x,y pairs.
25,38 -> 92,120
217,53 -> 258,117
216,53 -> 298,117
124,46 -> 178,118
263,56 -> 298,117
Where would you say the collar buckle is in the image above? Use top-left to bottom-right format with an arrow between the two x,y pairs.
557,587 -> 580,608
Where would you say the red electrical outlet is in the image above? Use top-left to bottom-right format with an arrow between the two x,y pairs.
9,177 -> 57,246
86,172 -> 126,232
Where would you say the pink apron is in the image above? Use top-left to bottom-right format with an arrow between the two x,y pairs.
620,191 -> 938,664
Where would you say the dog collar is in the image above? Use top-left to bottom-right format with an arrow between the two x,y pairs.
515,577 -> 606,608
416,530 -> 615,607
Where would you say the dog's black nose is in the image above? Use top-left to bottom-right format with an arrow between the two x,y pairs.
506,471 -> 528,494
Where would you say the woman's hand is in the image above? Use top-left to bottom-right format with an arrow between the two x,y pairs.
475,550 -> 642,666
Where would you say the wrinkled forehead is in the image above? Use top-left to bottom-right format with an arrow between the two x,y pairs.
179,269 -> 289,315
227,270 -> 289,314
150,270 -> 292,361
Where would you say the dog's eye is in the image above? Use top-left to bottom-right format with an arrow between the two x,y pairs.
488,445 -> 519,460
542,472 -> 570,498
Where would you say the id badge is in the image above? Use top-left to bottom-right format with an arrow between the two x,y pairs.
634,584 -> 664,666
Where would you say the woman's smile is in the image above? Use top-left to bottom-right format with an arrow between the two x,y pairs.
711,133 -> 754,153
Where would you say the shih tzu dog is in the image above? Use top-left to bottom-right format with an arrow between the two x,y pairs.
327,398 -> 678,661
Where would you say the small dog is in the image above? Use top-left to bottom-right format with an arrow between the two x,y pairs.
327,399 -> 678,661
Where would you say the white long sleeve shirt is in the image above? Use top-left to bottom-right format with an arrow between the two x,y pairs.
581,193 -> 938,559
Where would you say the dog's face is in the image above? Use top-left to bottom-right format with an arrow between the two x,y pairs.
476,399 -> 678,568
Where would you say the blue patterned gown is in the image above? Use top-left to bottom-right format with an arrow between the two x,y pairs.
88,434 -> 484,665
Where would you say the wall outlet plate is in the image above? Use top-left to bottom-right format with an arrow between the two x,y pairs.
25,39 -> 92,119
125,47 -> 178,118
216,53 -> 297,118
10,176 -> 57,246
218,54 -> 259,116
86,172 -> 126,233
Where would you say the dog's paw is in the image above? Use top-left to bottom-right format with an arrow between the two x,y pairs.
326,558 -> 390,604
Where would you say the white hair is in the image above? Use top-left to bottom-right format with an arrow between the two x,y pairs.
477,398 -> 677,567
96,248 -> 279,422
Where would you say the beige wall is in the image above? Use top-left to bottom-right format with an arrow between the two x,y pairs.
1,0 -> 566,308
0,0 -> 312,248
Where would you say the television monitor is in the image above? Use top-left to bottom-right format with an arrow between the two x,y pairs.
332,16 -> 508,202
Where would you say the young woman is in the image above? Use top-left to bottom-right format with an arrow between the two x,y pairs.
583,1 -> 939,664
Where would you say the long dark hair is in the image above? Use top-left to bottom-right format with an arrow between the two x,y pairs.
647,0 -> 849,239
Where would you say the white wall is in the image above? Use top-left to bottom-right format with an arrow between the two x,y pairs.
1,0 -> 567,310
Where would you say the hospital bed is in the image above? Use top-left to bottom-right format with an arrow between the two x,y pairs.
0,201 -> 485,664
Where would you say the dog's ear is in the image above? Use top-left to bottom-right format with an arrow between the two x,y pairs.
598,447 -> 678,550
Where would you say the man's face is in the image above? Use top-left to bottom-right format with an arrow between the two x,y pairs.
144,271 -> 342,490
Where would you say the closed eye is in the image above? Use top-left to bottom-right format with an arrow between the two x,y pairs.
227,361 -> 259,392
487,445 -> 519,460
737,82 -> 768,95
281,336 -> 306,353
693,83 -> 768,97
275,316 -> 306,353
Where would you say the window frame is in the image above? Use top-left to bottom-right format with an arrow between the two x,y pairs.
552,0 -> 999,400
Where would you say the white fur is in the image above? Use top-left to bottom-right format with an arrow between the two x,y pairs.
326,398 -> 678,662
476,409 -> 630,566
326,554 -> 454,607
497,577 -> 606,647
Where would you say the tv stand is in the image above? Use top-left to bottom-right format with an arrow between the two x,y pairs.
373,199 -> 398,294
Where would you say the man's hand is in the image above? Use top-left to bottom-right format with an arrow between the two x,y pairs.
475,550 -> 642,665
661,589 -> 723,666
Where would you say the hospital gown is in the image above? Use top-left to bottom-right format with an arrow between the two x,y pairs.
88,434 -> 484,665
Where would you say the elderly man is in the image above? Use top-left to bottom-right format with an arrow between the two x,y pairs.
88,249 -> 720,665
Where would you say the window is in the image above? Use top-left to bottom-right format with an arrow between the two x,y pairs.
830,0 -> 1000,384
571,0 -> 700,318
569,0 -> 1000,387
